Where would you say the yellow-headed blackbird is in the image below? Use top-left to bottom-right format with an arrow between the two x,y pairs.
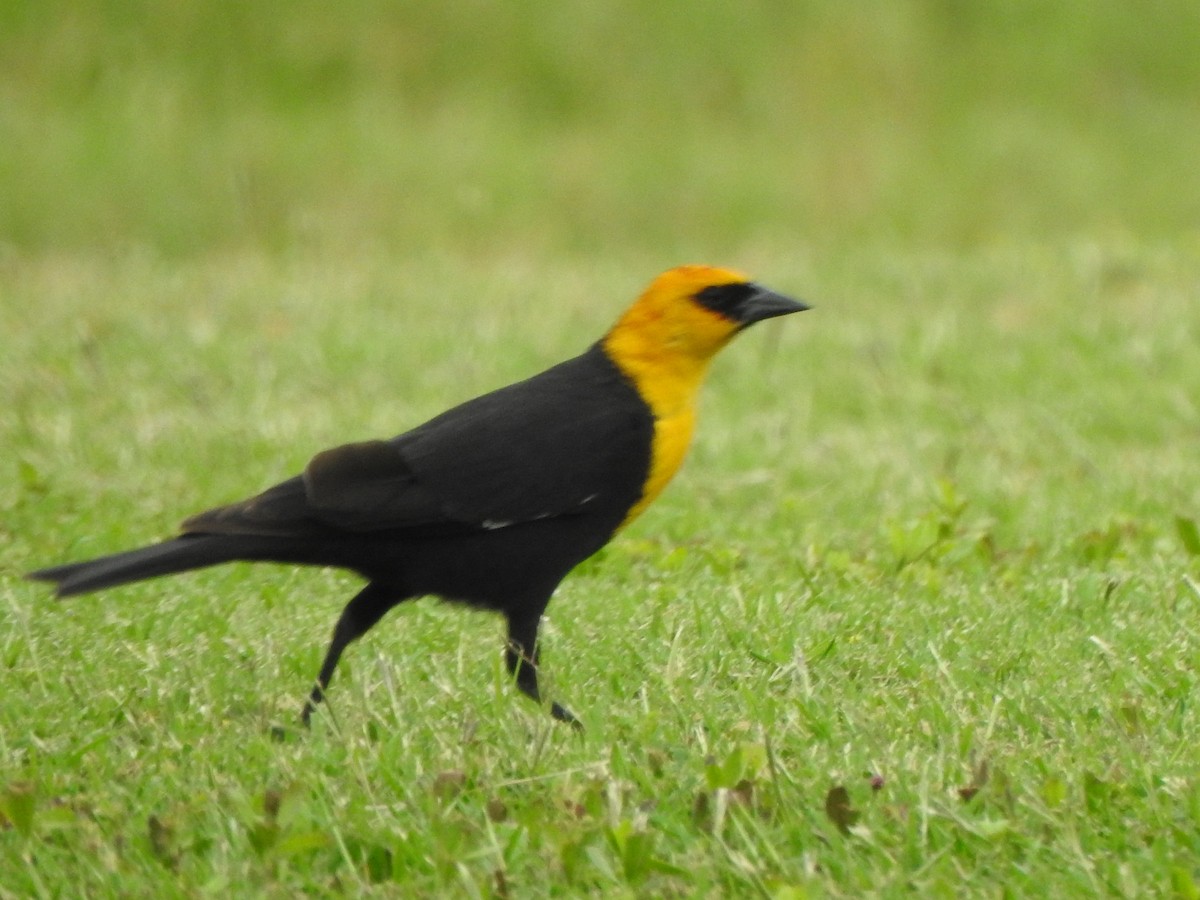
28,266 -> 808,727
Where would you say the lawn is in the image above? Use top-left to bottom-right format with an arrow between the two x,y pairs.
3,3 -> 1200,896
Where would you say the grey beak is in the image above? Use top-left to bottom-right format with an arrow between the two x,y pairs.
739,285 -> 811,324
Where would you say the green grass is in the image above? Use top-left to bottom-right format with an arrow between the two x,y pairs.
4,2 -> 1200,896
5,246 -> 1199,897
4,1 -> 1200,257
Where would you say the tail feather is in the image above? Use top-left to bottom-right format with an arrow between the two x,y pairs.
26,535 -> 268,598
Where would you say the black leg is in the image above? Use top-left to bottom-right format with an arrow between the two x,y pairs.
302,581 -> 402,725
505,612 -> 582,730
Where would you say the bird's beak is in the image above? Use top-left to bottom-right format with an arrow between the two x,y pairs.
739,285 -> 811,325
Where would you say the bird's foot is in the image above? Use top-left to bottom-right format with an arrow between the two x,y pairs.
551,701 -> 584,732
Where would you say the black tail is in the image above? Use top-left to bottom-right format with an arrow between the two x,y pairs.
26,535 -> 277,598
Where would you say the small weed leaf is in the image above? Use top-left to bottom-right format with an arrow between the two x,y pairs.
345,840 -> 395,883
645,749 -> 668,778
486,797 -> 508,823
731,779 -> 755,808
1,782 -> 36,837
1075,520 -> 1137,565
1175,516 -> 1200,557
1084,772 -> 1111,814
969,817 -> 1011,840
273,830 -> 332,857
262,789 -> 283,820
958,759 -> 990,803
883,478 -> 997,571
560,778 -> 607,822
367,844 -> 395,883
266,784 -> 308,830
659,545 -> 689,570
705,743 -> 767,791
248,820 -> 280,856
694,777 -> 761,836
432,770 -> 467,801
824,785 -> 859,834
605,820 -> 686,883
1171,866 -> 1200,900
1041,775 -> 1068,809
560,828 -> 613,884
18,458 -> 45,494
249,784 -> 322,858
493,868 -> 511,900
147,815 -> 180,871
886,515 -> 941,569
606,820 -> 652,883
1119,702 -> 1143,735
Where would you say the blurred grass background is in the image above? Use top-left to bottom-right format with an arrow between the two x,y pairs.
4,3 -> 1200,894
3,0 -> 1198,260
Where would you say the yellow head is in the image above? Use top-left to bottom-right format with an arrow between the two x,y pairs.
603,264 -> 808,377
602,265 -> 808,529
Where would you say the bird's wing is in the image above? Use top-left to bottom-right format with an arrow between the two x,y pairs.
182,348 -> 653,537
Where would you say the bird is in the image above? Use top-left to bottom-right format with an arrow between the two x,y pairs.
27,265 -> 809,728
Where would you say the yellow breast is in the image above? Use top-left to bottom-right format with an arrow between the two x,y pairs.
604,335 -> 712,531
620,406 -> 696,528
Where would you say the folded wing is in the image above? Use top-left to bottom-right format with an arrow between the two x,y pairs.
182,347 -> 653,539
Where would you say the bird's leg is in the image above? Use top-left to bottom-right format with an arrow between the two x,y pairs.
505,612 -> 582,729
302,581 -> 399,725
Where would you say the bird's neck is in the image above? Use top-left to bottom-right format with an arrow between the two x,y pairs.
600,326 -> 713,421
600,326 -> 712,531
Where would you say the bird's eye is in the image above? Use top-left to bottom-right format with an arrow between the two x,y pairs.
694,282 -> 756,319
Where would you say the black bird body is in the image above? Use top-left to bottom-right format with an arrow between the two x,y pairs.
29,266 -> 808,726
192,343 -> 651,589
